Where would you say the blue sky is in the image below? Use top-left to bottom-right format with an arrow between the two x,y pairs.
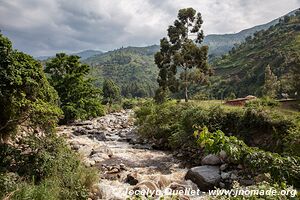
0,0 -> 299,56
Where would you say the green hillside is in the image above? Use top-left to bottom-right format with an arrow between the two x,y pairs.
204,9 -> 299,60
83,45 -> 159,98
204,12 -> 300,99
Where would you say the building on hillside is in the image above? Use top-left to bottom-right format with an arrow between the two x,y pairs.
224,95 -> 257,106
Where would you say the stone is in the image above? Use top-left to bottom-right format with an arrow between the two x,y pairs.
134,181 -> 158,194
219,182 -> 225,188
107,168 -> 120,174
230,173 -> 238,180
185,165 -> 221,191
254,173 -> 271,183
221,172 -> 230,180
201,154 -> 222,165
119,163 -> 126,170
237,164 -> 243,169
92,156 -> 104,163
168,182 -> 186,191
125,172 -> 139,185
239,179 -> 254,186
157,175 -> 171,189
219,150 -> 227,161
74,127 -> 89,135
220,164 -> 228,171
71,144 -> 80,150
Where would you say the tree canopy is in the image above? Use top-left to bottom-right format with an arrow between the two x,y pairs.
102,79 -> 121,105
0,33 -> 62,141
45,53 -> 105,122
154,8 -> 209,102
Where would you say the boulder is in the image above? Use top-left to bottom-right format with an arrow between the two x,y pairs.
185,165 -> 221,191
220,164 -> 228,171
201,154 -> 222,165
219,150 -> 227,161
221,172 -> 230,180
125,172 -> 139,185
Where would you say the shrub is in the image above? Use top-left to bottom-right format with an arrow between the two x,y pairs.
245,97 -> 279,108
0,134 -> 98,200
194,127 -> 300,187
135,101 -> 299,155
122,98 -> 141,109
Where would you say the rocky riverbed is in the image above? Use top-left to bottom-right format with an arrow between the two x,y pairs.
57,110 -> 258,200
57,110 -> 202,200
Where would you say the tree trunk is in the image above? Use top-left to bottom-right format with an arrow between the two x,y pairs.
184,68 -> 188,102
185,85 -> 188,102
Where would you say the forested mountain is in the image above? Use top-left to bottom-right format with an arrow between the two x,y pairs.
36,49 -> 103,61
80,9 -> 299,98
203,9 -> 299,59
199,12 -> 300,99
83,45 -> 159,98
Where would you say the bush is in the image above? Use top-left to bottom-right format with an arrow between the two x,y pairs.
0,134 -> 98,200
245,97 -> 279,108
135,101 -> 299,155
194,127 -> 300,187
122,98 -> 138,109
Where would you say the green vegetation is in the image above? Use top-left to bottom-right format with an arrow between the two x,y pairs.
202,12 -> 300,99
194,127 -> 300,186
45,53 -> 105,122
155,8 -> 209,102
0,33 -> 62,142
0,134 -> 98,200
84,45 -> 159,98
0,34 -> 98,199
135,100 -> 300,186
102,79 -> 121,105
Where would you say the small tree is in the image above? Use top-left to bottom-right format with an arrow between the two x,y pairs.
262,65 -> 278,98
102,79 -> 121,105
45,53 -> 104,122
155,8 -> 209,102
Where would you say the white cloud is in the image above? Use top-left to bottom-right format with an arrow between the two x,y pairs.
0,0 -> 299,56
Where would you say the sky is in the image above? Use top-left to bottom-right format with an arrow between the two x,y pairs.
0,0 -> 300,56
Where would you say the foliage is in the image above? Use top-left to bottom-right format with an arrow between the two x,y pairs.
194,127 -> 300,187
263,65 -> 279,98
0,33 -> 62,141
201,12 -> 300,99
0,134 -> 98,200
245,97 -> 279,108
45,53 -> 105,122
102,79 -> 121,105
85,46 -> 159,98
135,101 -> 300,154
155,8 -> 209,102
122,98 -> 142,109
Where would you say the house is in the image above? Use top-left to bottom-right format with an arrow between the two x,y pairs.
225,95 -> 257,106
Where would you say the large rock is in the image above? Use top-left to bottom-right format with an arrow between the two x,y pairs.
201,154 -> 222,165
185,165 -> 221,191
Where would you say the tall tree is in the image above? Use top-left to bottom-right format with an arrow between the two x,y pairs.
154,7 -> 209,102
102,79 -> 121,105
263,65 -> 278,98
0,33 -> 62,141
45,53 -> 104,122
